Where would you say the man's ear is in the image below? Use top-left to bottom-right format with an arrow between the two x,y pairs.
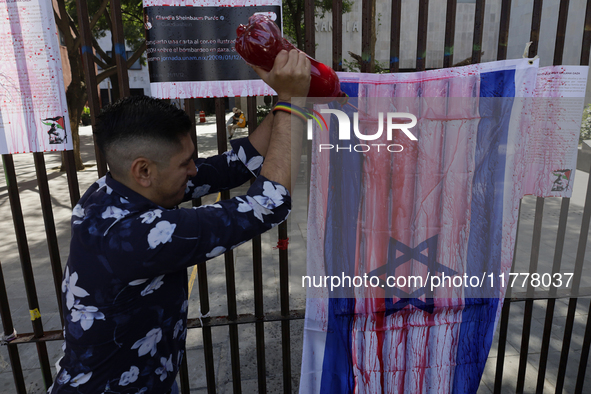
130,157 -> 154,188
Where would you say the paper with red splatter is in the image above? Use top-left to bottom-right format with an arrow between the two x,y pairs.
0,0 -> 71,154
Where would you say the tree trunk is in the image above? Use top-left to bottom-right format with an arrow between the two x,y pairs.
109,75 -> 121,102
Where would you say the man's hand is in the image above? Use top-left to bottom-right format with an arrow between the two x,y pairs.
251,49 -> 311,102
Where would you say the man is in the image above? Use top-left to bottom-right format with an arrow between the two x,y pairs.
227,107 -> 246,139
48,49 -> 310,393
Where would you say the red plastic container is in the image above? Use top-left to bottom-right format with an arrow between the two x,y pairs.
235,14 -> 346,99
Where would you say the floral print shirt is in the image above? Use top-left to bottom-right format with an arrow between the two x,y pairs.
48,138 -> 290,393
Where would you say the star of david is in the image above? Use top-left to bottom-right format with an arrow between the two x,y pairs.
366,235 -> 457,315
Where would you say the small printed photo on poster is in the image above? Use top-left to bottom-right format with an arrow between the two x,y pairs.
144,12 -> 152,30
551,169 -> 572,192
42,116 -> 68,144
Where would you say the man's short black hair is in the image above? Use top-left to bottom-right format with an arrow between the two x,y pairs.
95,95 -> 191,153
95,96 -> 192,176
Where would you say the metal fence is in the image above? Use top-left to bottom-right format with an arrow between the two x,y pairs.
1,0 -> 591,393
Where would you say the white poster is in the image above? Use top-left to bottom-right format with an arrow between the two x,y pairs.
0,0 -> 72,154
522,66 -> 588,197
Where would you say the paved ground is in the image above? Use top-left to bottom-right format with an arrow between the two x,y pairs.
0,116 -> 589,393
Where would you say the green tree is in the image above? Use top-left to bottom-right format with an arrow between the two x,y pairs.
580,104 -> 591,144
53,0 -> 146,170
283,0 -> 353,50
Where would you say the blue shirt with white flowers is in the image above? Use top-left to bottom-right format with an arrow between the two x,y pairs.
48,138 -> 291,393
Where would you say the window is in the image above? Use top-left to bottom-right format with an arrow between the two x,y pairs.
127,51 -> 141,70
58,29 -> 66,46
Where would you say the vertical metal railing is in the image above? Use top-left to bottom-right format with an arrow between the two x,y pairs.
443,0 -> 457,68
332,0 -> 343,71
247,95 -> 268,394
390,0 -> 402,72
215,97 -> 243,394
493,202 -> 521,394
497,0 -> 512,61
0,256 -> 26,393
2,154 -> 54,389
416,0 -> 429,72
361,0 -> 375,72
492,1 -> 513,392
197,256 -> 216,394
514,0 -> 544,391
188,98 -> 215,394
33,153 -> 66,321
471,0 -> 486,64
574,6 -> 591,393
516,198 -> 544,393
534,2 -> 572,392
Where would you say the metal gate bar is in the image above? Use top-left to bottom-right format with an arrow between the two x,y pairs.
553,0 -> 570,66
197,241 -> 215,393
443,0 -> 457,68
557,145 -> 591,391
535,1 -> 573,390
2,154 -> 54,389
516,198 -> 544,393
214,97 -> 243,394
494,201 -> 521,394
0,257 -> 26,393
361,0 -> 376,72
536,195 -> 570,391
304,0 -> 316,57
471,0 -> 486,65
492,1 -> 514,391
390,0 -> 402,72
178,98 -> 197,394
63,151 -> 81,207
183,98 -> 218,394
514,0 -> 546,390
497,0 -> 512,61
247,95 -> 268,394
576,301 -> 591,392
416,0 -> 429,72
278,221 -> 292,392
333,0 -> 343,71
32,152 -> 65,322
555,3 -> 591,386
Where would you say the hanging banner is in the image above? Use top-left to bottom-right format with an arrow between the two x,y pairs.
143,0 -> 281,98
0,0 -> 72,155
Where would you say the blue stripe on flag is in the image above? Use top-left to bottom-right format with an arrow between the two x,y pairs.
320,87 -> 361,393
452,69 -> 515,393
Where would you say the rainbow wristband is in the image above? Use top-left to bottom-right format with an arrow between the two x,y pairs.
272,102 -> 326,130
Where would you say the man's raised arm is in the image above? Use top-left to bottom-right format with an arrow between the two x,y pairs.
248,49 -> 311,195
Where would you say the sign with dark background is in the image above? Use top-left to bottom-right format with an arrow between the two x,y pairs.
145,6 -> 282,83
